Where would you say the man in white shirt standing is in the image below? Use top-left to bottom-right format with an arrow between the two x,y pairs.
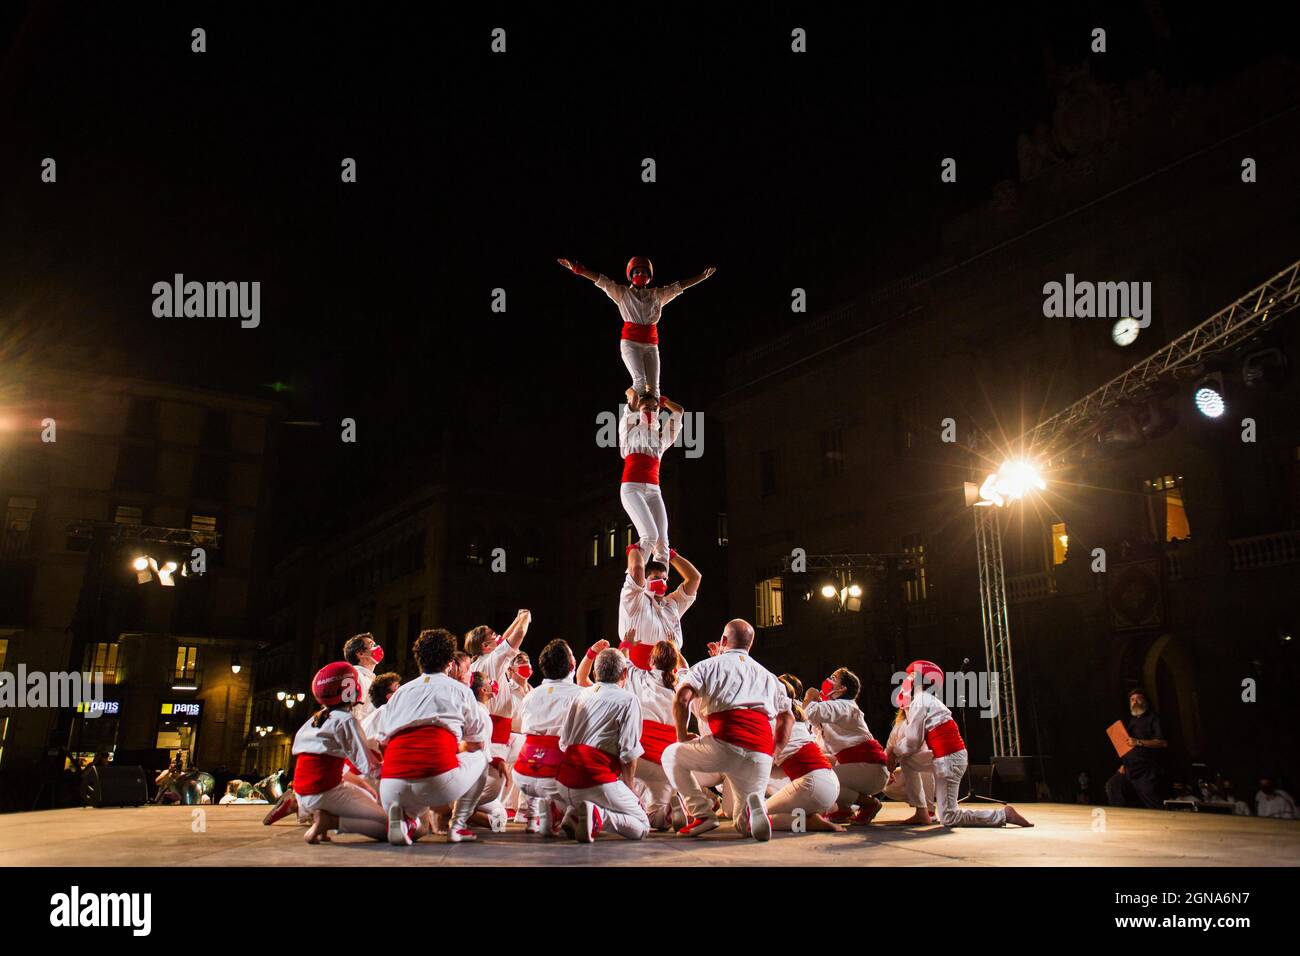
556,255 -> 715,403
555,648 -> 650,843
618,543 -> 701,671
662,619 -> 794,841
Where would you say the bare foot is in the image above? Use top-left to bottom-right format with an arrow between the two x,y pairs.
808,814 -> 847,833
1004,805 -> 1034,827
885,809 -> 933,825
304,810 -> 338,844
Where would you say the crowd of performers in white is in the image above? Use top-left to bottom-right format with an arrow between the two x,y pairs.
266,256 -> 1032,845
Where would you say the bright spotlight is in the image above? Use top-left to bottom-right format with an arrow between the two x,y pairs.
158,560 -> 178,587
132,557 -> 149,571
820,584 -> 837,599
848,583 -> 863,598
1193,385 -> 1225,418
975,459 -> 1045,507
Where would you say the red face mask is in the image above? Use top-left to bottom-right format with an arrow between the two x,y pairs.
370,645 -> 384,665
516,665 -> 532,680
630,273 -> 650,288
647,578 -> 668,596
490,680 -> 499,696
821,680 -> 835,698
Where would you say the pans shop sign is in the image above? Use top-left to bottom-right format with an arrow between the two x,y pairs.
161,701 -> 202,719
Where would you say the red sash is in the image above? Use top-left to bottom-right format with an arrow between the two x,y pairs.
708,709 -> 775,756
640,719 -> 677,765
835,738 -> 888,766
926,718 -> 965,758
514,734 -> 565,778
489,714 -> 513,745
780,741 -> 832,781
381,725 -> 459,780
621,321 -> 658,345
627,643 -> 655,671
293,753 -> 344,796
556,743 -> 622,789
621,453 -> 661,485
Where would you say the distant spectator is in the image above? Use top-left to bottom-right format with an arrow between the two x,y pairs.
1255,778 -> 1297,819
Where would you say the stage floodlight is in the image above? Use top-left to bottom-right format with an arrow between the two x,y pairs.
132,556 -> 149,571
847,583 -> 863,598
1136,399 -> 1178,441
158,560 -> 178,587
976,459 -> 1045,507
1242,348 -> 1287,390
820,583 -> 837,599
1193,373 -> 1226,418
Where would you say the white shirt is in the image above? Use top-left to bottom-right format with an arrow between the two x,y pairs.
291,707 -> 377,777
677,647 -> 791,720
469,701 -> 493,748
885,717 -> 930,761
509,679 -> 531,732
618,575 -> 695,650
470,638 -> 519,718
626,666 -> 678,725
559,681 -> 644,766
1256,790 -> 1297,819
620,409 -> 682,461
774,718 -> 821,766
353,664 -> 376,720
369,671 -> 487,745
595,275 -> 684,329
805,698 -> 878,755
517,677 -> 583,737
891,690 -> 953,758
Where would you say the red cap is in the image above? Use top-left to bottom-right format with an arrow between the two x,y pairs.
626,256 -> 653,285
312,662 -> 360,707
897,659 -> 943,707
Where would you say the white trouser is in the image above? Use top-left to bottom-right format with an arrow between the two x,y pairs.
766,768 -> 839,825
619,339 -> 660,397
558,780 -> 650,839
297,781 -> 389,840
934,750 -> 1005,827
515,771 -> 561,821
633,759 -> 679,829
885,752 -> 936,809
504,734 -> 525,810
379,750 -> 488,829
833,762 -> 890,807
620,482 -> 669,561
662,737 -> 773,821
477,759 -> 508,813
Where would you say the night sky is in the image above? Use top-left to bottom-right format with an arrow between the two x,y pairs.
3,1 -> 1295,552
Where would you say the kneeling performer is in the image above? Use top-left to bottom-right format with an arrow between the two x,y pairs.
513,639 -> 583,835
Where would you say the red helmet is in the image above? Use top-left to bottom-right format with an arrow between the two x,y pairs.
626,256 -> 653,287
897,659 -> 943,707
312,662 -> 359,707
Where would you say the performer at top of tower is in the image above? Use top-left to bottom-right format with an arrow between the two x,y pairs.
556,255 -> 715,403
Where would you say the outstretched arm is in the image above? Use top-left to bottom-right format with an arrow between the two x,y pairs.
501,609 -> 531,650
676,265 -> 716,290
627,543 -> 647,589
659,395 -> 684,415
577,639 -> 609,688
670,549 -> 702,597
557,258 -> 599,282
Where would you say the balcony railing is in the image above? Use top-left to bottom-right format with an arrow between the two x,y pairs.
1007,570 -> 1057,604
1229,530 -> 1300,571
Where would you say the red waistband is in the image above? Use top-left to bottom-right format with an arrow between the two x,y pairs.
640,719 -> 677,764
514,733 -> 564,778
489,713 -> 513,745
835,738 -> 888,766
381,725 -> 459,780
926,718 -> 965,758
293,753 -> 344,796
627,642 -> 655,671
622,453 -> 661,484
557,743 -> 622,789
780,741 -> 832,781
708,709 -> 775,756
621,321 -> 658,345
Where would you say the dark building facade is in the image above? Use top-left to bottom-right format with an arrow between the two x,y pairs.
713,59 -> 1300,800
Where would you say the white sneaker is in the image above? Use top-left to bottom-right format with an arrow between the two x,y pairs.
576,802 -> 603,843
746,792 -> 772,842
448,826 -> 478,843
488,807 -> 508,833
387,804 -> 412,846
559,807 -> 578,840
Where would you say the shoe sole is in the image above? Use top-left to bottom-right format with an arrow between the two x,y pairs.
576,803 -> 595,843
387,805 -> 409,846
679,817 -> 720,837
747,793 -> 771,842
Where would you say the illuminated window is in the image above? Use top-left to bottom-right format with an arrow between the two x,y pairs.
589,532 -> 600,568
0,717 -> 8,767
113,504 -> 143,526
606,521 -> 618,560
755,577 -> 784,628
83,642 -> 120,683
624,524 -> 635,550
0,637 -> 7,671
174,645 -> 200,682
902,534 -> 928,603
1051,522 -> 1069,565
190,514 -> 218,544
1144,475 -> 1191,542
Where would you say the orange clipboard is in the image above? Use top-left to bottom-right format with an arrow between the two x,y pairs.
1107,720 -> 1133,759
